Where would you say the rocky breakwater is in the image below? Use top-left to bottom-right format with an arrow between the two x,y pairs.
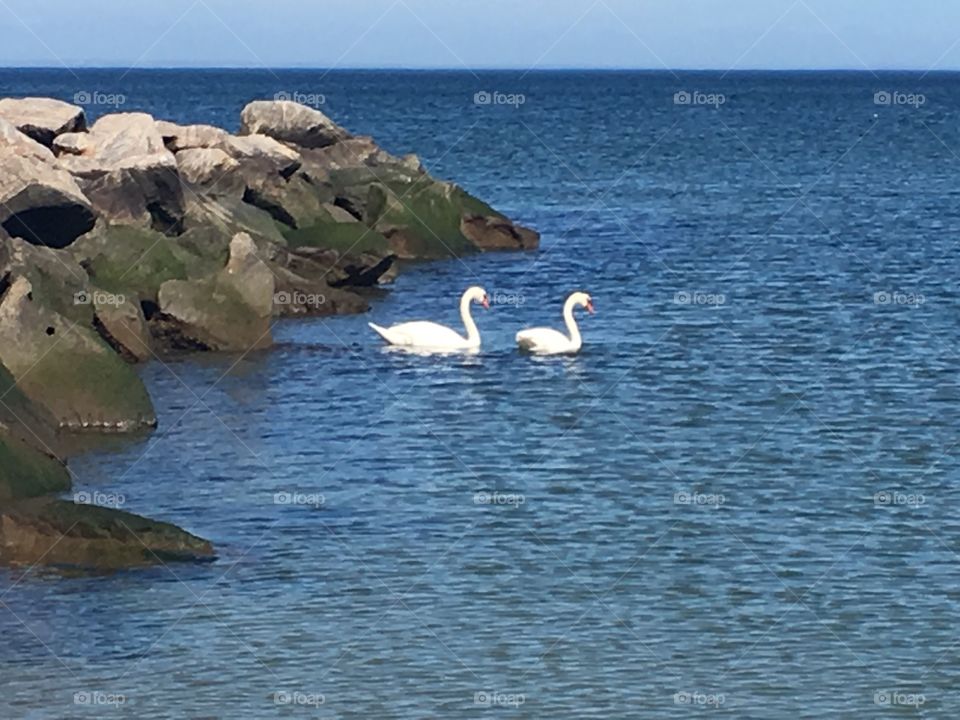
0,96 -> 538,570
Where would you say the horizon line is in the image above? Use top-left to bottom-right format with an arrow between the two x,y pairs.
0,64 -> 958,74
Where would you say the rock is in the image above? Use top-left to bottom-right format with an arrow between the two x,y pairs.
282,204 -> 389,254
176,147 -> 242,195
0,118 -> 56,162
93,293 -> 153,363
0,432 -> 70,503
59,113 -> 184,234
68,223 -> 201,302
0,276 -> 156,431
0,150 -> 96,249
461,213 -> 540,251
220,133 -> 302,177
155,120 -> 229,152
82,112 -> 169,163
240,100 -> 350,149
52,131 -> 94,156
156,233 -> 275,351
0,498 -> 216,569
0,97 -> 86,147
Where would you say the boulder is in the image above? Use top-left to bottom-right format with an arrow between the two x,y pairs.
176,147 -> 242,195
58,113 -> 184,234
68,223 -> 200,302
240,100 -> 350,149
52,131 -> 94,156
0,432 -> 70,504
93,293 -> 154,362
0,150 -> 96,248
156,233 -> 275,351
219,133 -> 301,177
0,276 -> 156,431
461,213 -> 540,251
0,498 -> 216,569
0,97 -> 86,147
0,117 -> 56,162
155,120 -> 229,152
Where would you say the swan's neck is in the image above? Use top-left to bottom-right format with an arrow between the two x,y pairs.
461,295 -> 480,345
563,298 -> 582,349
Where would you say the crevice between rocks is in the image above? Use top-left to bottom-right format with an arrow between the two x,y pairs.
242,187 -> 297,228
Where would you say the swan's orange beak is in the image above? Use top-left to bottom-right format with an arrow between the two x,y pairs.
481,295 -> 490,309
586,299 -> 595,314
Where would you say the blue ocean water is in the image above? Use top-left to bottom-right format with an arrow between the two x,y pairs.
2,69 -> 960,718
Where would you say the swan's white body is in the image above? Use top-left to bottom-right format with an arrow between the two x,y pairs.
369,286 -> 489,351
516,292 -> 594,355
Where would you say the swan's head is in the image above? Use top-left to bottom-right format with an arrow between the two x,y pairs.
465,286 -> 491,309
570,291 -> 595,314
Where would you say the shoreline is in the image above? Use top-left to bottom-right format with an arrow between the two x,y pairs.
0,94 -> 537,571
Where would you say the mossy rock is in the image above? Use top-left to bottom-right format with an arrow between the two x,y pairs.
0,278 -> 156,431
69,224 -> 196,300
0,498 -> 215,569
370,181 -> 499,258
0,433 -> 70,503
281,207 -> 388,255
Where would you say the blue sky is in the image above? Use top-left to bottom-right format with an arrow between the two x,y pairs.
1,0 -> 958,70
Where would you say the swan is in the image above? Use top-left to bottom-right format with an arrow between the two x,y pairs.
516,291 -> 594,355
369,286 -> 490,351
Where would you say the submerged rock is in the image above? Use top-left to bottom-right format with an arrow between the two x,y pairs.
0,498 -> 216,570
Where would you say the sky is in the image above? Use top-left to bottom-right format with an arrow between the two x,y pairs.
0,0 -> 958,71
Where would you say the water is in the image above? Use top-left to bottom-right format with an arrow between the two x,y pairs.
3,69 -> 960,718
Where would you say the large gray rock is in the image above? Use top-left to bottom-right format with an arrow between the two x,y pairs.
58,113 -> 184,233
0,118 -> 56,162
0,149 -> 95,248
52,131 -> 94,156
240,100 -> 350,149
155,120 -> 229,152
157,233 -> 275,351
0,97 -> 86,147
0,276 -> 156,431
219,133 -> 301,177
176,147 -> 242,195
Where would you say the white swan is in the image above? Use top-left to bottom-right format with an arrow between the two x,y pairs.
369,286 -> 490,351
516,291 -> 594,355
